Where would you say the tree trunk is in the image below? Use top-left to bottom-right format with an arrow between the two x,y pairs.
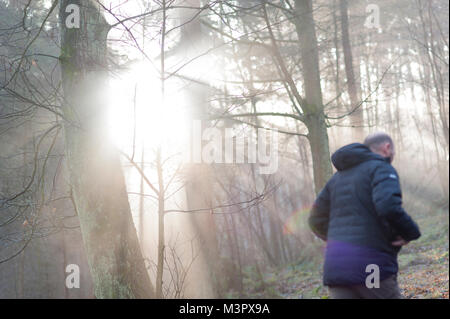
176,0 -> 220,298
155,149 -> 165,298
339,0 -> 364,140
304,112 -> 333,192
59,0 -> 153,298
294,0 -> 333,192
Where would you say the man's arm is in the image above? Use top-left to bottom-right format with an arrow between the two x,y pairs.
371,164 -> 421,242
308,180 -> 332,241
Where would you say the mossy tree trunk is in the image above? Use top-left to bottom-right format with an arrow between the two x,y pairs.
59,0 -> 154,298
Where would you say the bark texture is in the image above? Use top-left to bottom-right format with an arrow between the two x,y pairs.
294,0 -> 333,192
59,0 -> 154,298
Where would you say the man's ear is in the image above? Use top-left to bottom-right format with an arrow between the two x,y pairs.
386,142 -> 392,152
382,142 -> 391,154
385,142 -> 395,163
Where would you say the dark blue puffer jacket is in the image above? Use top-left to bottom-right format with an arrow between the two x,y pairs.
308,143 -> 421,286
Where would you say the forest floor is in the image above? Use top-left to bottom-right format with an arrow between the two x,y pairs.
231,203 -> 449,299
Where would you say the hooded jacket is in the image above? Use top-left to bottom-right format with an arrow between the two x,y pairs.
309,143 -> 421,286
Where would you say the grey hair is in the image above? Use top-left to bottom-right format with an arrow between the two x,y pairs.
363,132 -> 393,150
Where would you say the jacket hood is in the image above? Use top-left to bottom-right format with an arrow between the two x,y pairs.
331,143 -> 386,171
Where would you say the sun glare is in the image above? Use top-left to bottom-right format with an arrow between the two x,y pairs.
107,62 -> 189,158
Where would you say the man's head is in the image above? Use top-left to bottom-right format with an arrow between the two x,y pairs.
363,132 -> 395,163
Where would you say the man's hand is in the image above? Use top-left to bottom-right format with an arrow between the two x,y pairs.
391,236 -> 409,246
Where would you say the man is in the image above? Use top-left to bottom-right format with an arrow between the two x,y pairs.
309,132 -> 421,299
